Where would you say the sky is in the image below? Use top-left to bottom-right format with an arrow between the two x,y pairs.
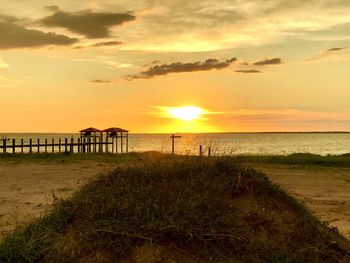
1,0 -> 350,133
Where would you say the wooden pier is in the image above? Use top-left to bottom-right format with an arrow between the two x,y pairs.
0,127 -> 129,154
0,137 -> 127,154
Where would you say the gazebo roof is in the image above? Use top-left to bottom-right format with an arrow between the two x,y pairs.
103,127 -> 129,133
79,127 -> 102,133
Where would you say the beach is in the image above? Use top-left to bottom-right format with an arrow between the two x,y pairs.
0,159 -> 118,240
0,155 -> 349,242
250,163 -> 350,240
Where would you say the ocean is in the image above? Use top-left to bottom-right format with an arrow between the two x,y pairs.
1,132 -> 350,156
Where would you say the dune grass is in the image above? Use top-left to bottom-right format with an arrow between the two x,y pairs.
235,153 -> 350,167
0,155 -> 349,262
1,152 -> 350,167
0,152 -> 148,164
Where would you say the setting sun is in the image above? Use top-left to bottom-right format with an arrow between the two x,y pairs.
168,106 -> 205,122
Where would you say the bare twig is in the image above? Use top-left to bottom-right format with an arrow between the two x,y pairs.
200,233 -> 248,242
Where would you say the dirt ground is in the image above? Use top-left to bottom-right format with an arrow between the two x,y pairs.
0,161 -> 117,240
249,163 -> 350,240
0,160 -> 349,242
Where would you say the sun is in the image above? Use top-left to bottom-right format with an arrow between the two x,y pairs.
168,106 -> 204,121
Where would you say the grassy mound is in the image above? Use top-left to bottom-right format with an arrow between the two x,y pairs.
0,155 -> 349,262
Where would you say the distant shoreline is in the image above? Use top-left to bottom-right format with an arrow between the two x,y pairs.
1,131 -> 350,135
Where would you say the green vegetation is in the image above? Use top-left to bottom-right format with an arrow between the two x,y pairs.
236,153 -> 350,167
0,152 -> 147,163
0,155 -> 349,262
2,152 -> 350,167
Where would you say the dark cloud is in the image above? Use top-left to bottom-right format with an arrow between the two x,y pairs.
0,15 -> 21,23
327,47 -> 347,52
90,79 -> 112,84
254,58 -> 282,66
90,41 -> 123,47
235,69 -> 262,73
41,8 -> 136,38
0,18 -> 77,49
307,47 -> 348,61
45,5 -> 59,12
75,41 -> 123,49
126,58 -> 237,80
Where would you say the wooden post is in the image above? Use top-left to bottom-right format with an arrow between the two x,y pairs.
171,135 -> 174,155
12,139 -> 15,154
199,145 -> 203,156
59,138 -> 61,153
45,139 -> 48,153
37,139 -> 40,153
105,136 -> 109,153
71,138 -> 74,153
88,138 -> 91,153
79,134 -> 82,152
21,139 -> 24,153
77,138 -> 80,153
29,139 -> 32,154
65,138 -> 68,152
83,138 -> 86,153
208,147 -> 211,157
112,137 -> 114,154
170,134 -> 181,155
2,139 -> 7,154
116,133 -> 118,154
126,133 -> 129,153
120,132 -> 123,153
52,139 -> 55,153
100,133 -> 103,153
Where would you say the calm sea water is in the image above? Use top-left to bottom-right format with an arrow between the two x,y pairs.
1,133 -> 350,156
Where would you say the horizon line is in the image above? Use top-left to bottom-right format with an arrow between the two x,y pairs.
1,131 -> 350,135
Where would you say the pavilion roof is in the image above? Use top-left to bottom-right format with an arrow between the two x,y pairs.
79,127 -> 102,133
103,127 -> 129,133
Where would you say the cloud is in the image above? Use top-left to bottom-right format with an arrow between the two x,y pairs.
75,40 -> 123,49
111,0 -> 350,52
253,58 -> 282,66
0,17 -> 77,49
126,57 -> 237,80
327,47 -> 347,52
235,69 -> 261,73
40,8 -> 136,38
90,41 -> 123,47
307,47 -> 348,61
45,5 -> 59,12
90,79 -> 112,84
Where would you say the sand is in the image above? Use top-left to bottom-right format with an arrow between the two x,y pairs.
250,163 -> 350,240
0,160 -> 349,242
0,160 -> 117,240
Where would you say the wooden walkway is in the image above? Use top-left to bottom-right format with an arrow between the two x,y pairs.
0,137 -> 128,154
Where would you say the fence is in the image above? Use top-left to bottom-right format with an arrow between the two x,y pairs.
0,137 -> 127,154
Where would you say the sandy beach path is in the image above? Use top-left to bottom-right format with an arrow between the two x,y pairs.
0,160 -> 116,240
250,164 -> 350,240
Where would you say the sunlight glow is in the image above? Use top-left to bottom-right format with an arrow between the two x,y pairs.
168,106 -> 204,121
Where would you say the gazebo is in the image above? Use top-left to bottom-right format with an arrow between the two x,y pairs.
102,127 -> 129,153
79,127 -> 102,138
79,127 -> 102,153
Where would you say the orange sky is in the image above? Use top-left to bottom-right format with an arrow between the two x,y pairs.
1,1 -> 350,133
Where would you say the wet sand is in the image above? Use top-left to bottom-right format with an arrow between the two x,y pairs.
0,161 -> 116,240
250,163 -> 350,240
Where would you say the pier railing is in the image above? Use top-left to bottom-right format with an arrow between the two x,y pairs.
0,137 -> 127,154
